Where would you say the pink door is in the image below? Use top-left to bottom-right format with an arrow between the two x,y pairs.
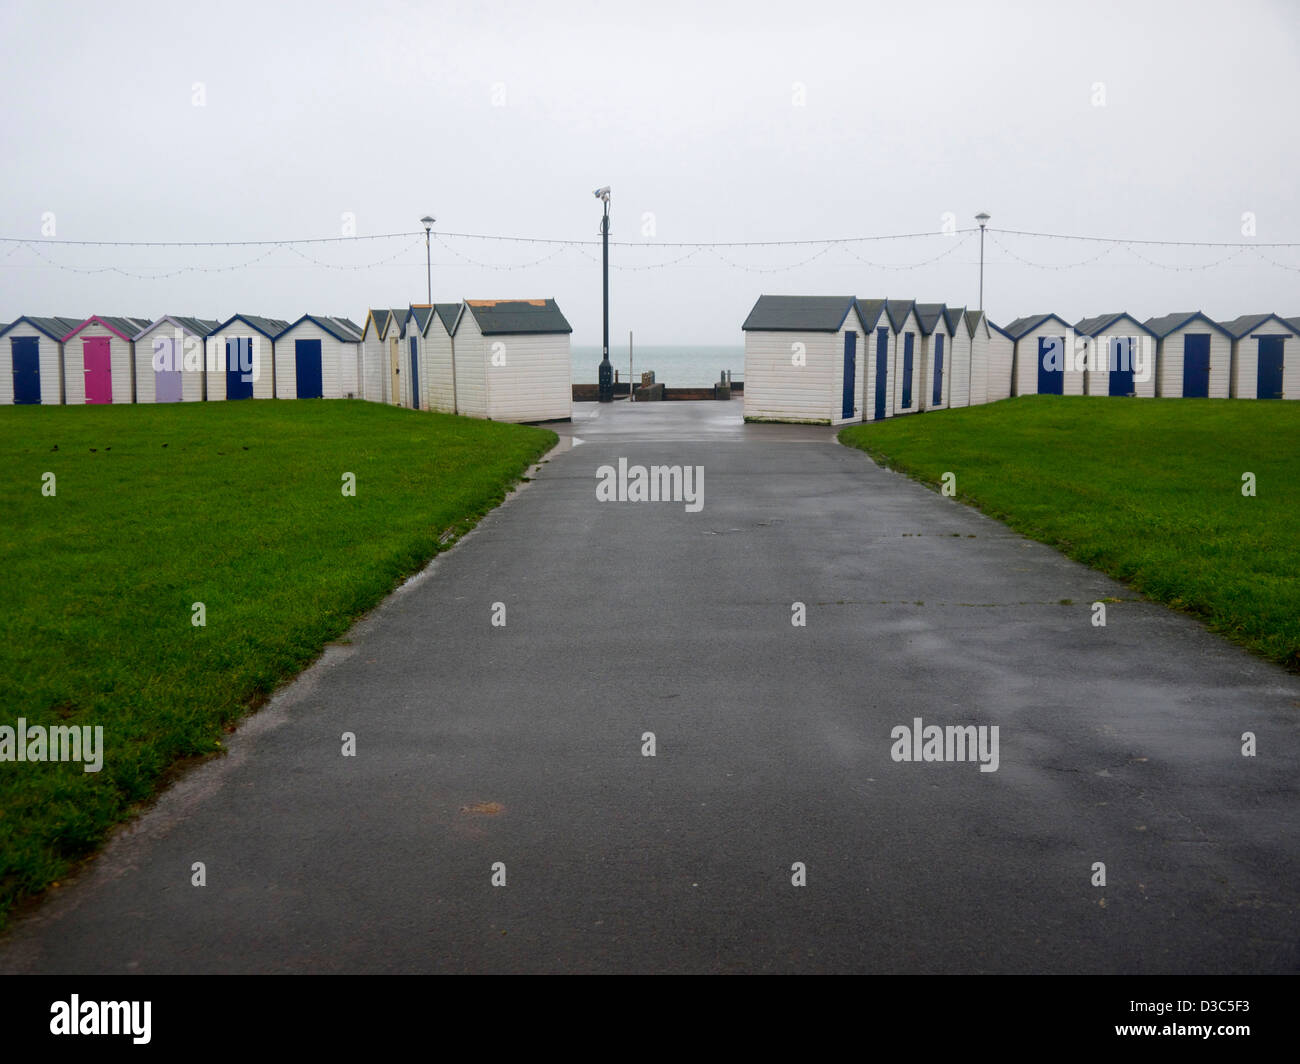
84,337 -> 113,404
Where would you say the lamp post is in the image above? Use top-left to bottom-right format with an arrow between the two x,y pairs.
421,215 -> 435,304
975,211 -> 990,312
594,187 -> 613,402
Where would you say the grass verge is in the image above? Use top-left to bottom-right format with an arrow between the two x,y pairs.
0,400 -> 555,927
839,396 -> 1300,670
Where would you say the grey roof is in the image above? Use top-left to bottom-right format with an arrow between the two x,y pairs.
135,315 -> 221,339
1075,312 -> 1153,337
1287,317 -> 1300,335
1144,312 -> 1204,338
943,306 -> 965,335
741,295 -> 858,332
884,299 -> 915,332
963,309 -> 986,335
435,302 -> 462,334
390,308 -> 407,339
278,314 -> 363,343
333,316 -> 363,338
0,315 -> 83,341
463,298 -> 573,336
855,298 -> 887,329
364,308 -> 391,338
1002,313 -> 1071,339
407,305 -> 437,336
69,315 -> 151,340
1218,313 -> 1295,338
212,314 -> 290,339
914,303 -> 947,336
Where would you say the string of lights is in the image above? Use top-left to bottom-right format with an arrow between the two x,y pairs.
5,226 -> 1300,250
2,227 -> 1298,277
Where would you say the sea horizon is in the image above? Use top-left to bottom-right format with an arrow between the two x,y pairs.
572,344 -> 744,388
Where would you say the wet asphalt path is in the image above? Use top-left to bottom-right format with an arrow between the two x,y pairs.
2,401 -> 1297,973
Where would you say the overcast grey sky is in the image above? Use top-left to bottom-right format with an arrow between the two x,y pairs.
2,0 -> 1298,344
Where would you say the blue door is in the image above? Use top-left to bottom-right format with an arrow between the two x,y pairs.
1037,336 -> 1064,394
1257,337 -> 1284,399
11,337 -> 41,404
874,328 -> 889,420
901,334 -> 914,409
841,331 -> 856,420
226,338 -> 254,400
931,334 -> 945,406
1182,334 -> 1210,397
295,339 -> 323,398
409,336 -> 420,409
1108,337 -> 1135,396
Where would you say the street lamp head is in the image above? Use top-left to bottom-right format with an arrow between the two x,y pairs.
420,215 -> 435,229
593,187 -> 610,202
975,211 -> 991,227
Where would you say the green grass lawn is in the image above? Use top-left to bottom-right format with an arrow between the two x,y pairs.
839,397 -> 1300,670
0,400 -> 555,927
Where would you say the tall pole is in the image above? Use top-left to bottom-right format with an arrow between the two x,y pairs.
976,211 -> 990,313
596,188 -> 613,402
421,214 -> 435,304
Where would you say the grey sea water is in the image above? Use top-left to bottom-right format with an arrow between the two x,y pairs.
573,345 -> 744,388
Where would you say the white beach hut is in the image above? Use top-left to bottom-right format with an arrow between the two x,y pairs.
62,315 -> 151,405
854,299 -> 894,422
0,316 -> 81,404
1073,313 -> 1157,397
883,299 -> 923,416
1004,314 -> 1080,397
914,303 -> 952,410
1220,314 -> 1296,400
205,314 -> 286,401
404,303 -> 462,412
943,307 -> 970,408
274,315 -> 363,400
987,321 -> 1015,401
132,316 -> 221,403
741,295 -> 868,424
453,299 -> 573,422
964,310 -> 992,407
1144,312 -> 1233,399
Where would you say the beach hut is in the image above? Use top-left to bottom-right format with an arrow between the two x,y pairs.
964,311 -> 992,407
404,303 -> 462,412
1073,313 -> 1157,397
0,316 -> 80,404
855,299 -> 893,422
205,315 -> 285,401
453,299 -> 573,422
62,316 -> 151,404
943,307 -> 970,408
1003,314 -> 1080,397
273,315 -> 363,400
1220,314 -> 1296,399
987,321 -> 1014,401
360,309 -> 392,403
132,316 -> 220,403
883,299 -> 922,415
359,308 -> 407,404
1144,312 -> 1232,398
914,303 -> 952,410
741,296 -> 867,424
401,306 -> 433,409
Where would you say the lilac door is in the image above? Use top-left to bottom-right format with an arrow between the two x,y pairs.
154,337 -> 183,402
84,337 -> 113,404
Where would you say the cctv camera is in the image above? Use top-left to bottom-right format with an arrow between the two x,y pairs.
593,186 -> 610,199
